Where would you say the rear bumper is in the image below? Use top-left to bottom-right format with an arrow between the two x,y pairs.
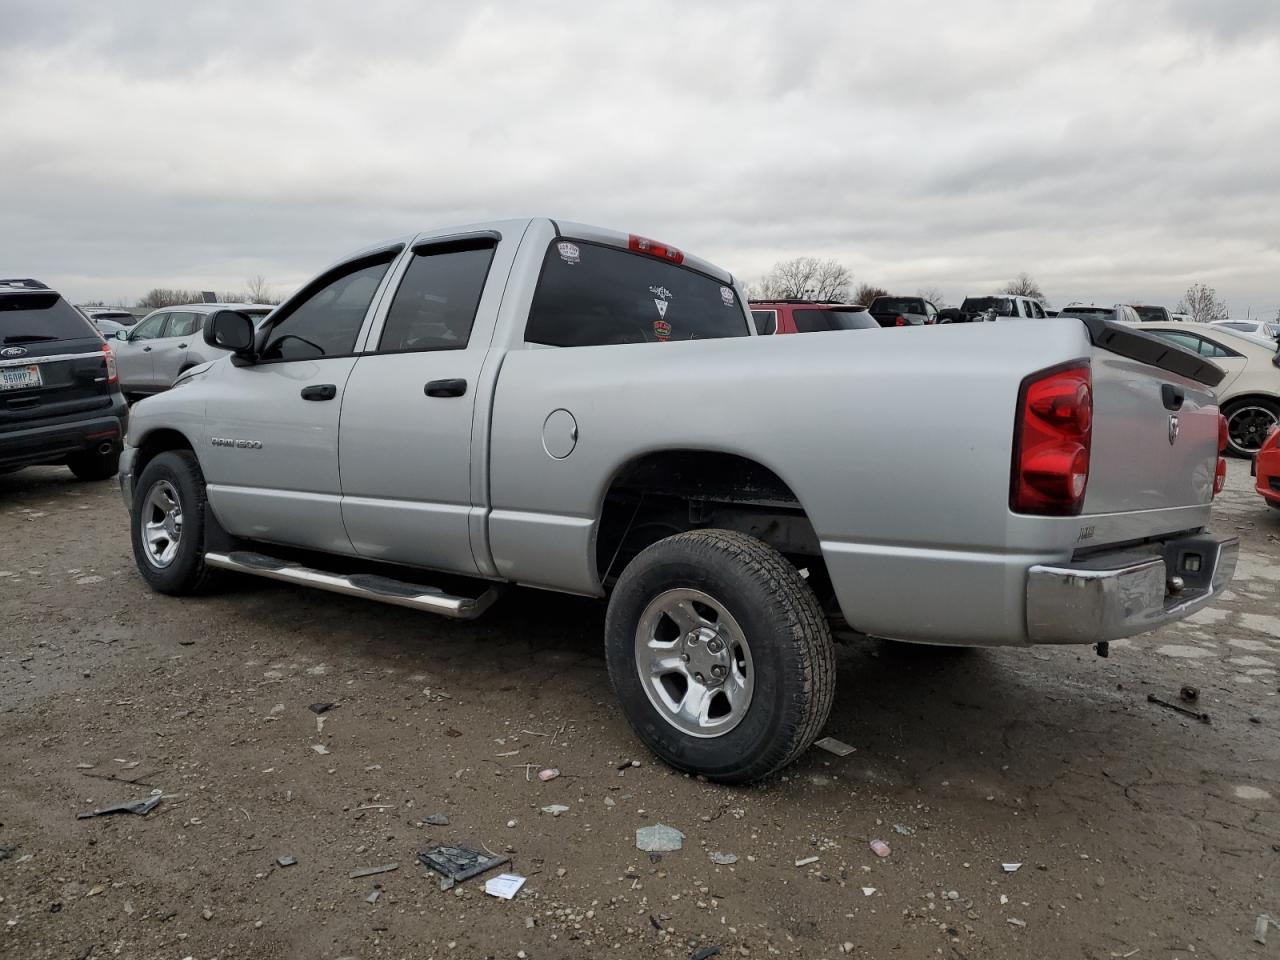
1026,533 -> 1238,644
0,398 -> 128,471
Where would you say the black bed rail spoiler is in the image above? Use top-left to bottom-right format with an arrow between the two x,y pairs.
1080,317 -> 1225,388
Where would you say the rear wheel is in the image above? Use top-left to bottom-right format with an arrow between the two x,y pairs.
130,450 -> 218,595
1223,398 -> 1280,457
67,449 -> 120,481
604,529 -> 835,784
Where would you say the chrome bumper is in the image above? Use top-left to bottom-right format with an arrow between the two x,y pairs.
1026,534 -> 1238,644
118,446 -> 136,514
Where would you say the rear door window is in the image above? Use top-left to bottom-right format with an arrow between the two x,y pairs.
166,312 -> 201,338
525,240 -> 748,346
378,240 -> 495,352
0,292 -> 100,343
261,255 -> 395,361
751,310 -> 777,335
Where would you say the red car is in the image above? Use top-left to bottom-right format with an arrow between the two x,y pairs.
1254,426 -> 1280,509
749,300 -> 879,335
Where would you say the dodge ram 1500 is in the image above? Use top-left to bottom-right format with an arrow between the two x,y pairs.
119,218 -> 1238,782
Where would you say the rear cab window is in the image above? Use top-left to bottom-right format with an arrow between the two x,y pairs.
525,240 -> 748,346
1,292 -> 100,344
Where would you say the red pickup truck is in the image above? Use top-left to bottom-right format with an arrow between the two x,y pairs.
748,300 -> 878,335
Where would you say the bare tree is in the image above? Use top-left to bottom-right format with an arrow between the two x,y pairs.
917,285 -> 948,308
244,274 -> 280,304
1001,272 -> 1047,304
1175,283 -> 1228,324
137,288 -> 199,309
759,257 -> 852,302
852,282 -> 890,306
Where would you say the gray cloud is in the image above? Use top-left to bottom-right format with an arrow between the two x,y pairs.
1,0 -> 1277,316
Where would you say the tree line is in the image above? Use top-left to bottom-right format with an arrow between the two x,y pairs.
83,275 -> 283,309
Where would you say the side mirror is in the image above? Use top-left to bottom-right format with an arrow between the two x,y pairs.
115,329 -> 128,341
203,309 -> 256,357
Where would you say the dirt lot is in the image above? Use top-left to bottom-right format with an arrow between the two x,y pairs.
1,460 -> 1276,960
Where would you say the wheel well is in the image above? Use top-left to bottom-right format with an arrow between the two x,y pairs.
1222,393 -> 1280,412
595,450 -> 832,606
132,428 -> 195,480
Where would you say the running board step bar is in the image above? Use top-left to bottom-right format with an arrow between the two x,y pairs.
204,551 -> 500,620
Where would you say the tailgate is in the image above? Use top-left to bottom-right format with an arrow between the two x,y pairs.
1083,321 -> 1221,515
0,337 -> 116,429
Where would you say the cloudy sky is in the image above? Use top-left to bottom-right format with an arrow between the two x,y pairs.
3,0 -> 1278,316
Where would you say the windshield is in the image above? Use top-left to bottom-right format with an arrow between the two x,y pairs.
1,292 -> 100,342
1133,306 -> 1169,322
960,297 -> 1016,316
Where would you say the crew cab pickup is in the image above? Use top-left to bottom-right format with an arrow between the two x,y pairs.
119,218 -> 1238,783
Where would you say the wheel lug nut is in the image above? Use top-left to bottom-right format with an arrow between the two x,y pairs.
680,653 -> 690,662
694,673 -> 704,683
712,665 -> 726,678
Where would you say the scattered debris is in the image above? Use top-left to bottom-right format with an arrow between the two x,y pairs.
709,852 -> 738,865
616,759 -> 641,770
87,884 -> 107,897
202,908 -> 213,920
1146,693 -> 1210,723
423,814 -> 450,827
861,887 -> 876,896
814,736 -> 856,757
0,842 -> 16,861
892,824 -> 914,836
1179,685 -> 1199,703
1002,862 -> 1022,873
348,863 -> 398,879
795,856 -> 820,867
541,804 -> 570,817
869,839 -> 891,858
310,744 -> 331,755
484,873 -> 527,900
1257,914 -> 1278,945
419,844 -> 509,882
691,946 -> 722,960
538,768 -> 560,782
308,703 -> 336,714
1007,918 -> 1027,928
636,824 -> 685,853
276,856 -> 297,868
365,888 -> 381,904
76,795 -> 161,819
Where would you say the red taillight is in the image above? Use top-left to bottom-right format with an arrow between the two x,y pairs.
895,315 -> 906,327
1218,414 -> 1228,454
628,234 -> 684,264
1011,364 -> 1092,515
1212,412 -> 1229,497
101,342 -> 118,385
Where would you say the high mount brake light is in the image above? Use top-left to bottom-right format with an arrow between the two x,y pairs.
628,234 -> 684,265
1011,364 -> 1092,516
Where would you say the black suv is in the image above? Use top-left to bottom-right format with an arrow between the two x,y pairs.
0,279 -> 128,480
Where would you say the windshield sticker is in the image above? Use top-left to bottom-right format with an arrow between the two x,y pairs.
653,319 -> 672,341
557,242 -> 580,265
720,286 -> 735,306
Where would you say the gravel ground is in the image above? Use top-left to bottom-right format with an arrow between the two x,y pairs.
1,459 -> 1276,960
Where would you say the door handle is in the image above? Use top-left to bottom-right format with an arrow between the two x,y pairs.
425,378 -> 467,398
178,343 -> 188,349
142,346 -> 152,352
301,383 -> 337,401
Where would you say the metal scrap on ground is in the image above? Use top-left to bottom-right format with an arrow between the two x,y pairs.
813,736 -> 856,757
76,795 -> 161,819
1147,693 -> 1211,723
418,844 -> 510,882
348,863 -> 399,879
635,824 -> 685,852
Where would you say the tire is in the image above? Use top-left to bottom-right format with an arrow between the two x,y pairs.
67,449 -> 120,481
130,450 -> 218,595
604,529 -> 836,784
1223,398 -> 1280,458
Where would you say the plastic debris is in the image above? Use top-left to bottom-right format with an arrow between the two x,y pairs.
795,855 -> 820,867
419,844 -> 509,882
1000,894 -> 1009,905
635,824 -> 684,853
77,795 -> 161,819
276,855 -> 297,868
348,863 -> 398,879
1002,862 -> 1022,873
423,814 -> 450,826
1146,693 -> 1210,723
1257,914 -> 1278,945
869,839 -> 891,858
814,736 -> 855,757
691,948 -> 722,960
1007,918 -> 1027,928
484,873 -> 526,900
862,887 -> 876,896
310,744 -> 331,755
538,768 -> 560,782
365,889 -> 380,904
709,852 -> 738,865
892,824 -> 914,836
308,702 -> 336,714
541,804 -> 570,816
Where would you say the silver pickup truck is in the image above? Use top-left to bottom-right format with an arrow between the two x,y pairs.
119,218 -> 1238,782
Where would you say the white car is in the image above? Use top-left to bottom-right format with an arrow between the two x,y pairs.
1211,319 -> 1280,340
1137,321 -> 1280,456
1060,304 -> 1142,324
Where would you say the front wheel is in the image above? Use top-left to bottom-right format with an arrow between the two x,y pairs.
130,450 -> 219,595
604,529 -> 836,784
1223,398 -> 1280,458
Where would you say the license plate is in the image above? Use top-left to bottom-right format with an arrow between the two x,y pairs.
0,364 -> 43,391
